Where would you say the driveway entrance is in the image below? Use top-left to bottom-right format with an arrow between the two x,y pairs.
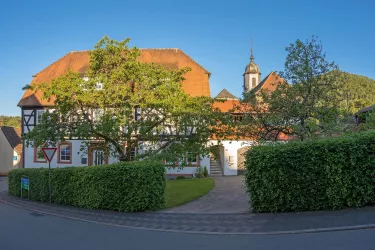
163,176 -> 249,213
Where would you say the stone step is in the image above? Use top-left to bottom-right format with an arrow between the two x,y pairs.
210,170 -> 223,174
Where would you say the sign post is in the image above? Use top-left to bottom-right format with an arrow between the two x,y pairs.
42,147 -> 57,203
21,176 -> 30,199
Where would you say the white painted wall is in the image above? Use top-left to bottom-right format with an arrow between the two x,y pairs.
210,140 -> 254,176
165,155 -> 210,176
24,139 -> 210,177
24,140 -> 118,169
0,131 -> 21,174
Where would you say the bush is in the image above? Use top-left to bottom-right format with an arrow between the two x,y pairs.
176,176 -> 186,180
195,166 -> 204,178
203,166 -> 208,177
8,161 -> 166,212
245,131 -> 375,213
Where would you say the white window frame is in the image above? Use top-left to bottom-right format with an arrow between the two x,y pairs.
36,110 -> 46,124
186,152 -> 198,165
59,144 -> 71,162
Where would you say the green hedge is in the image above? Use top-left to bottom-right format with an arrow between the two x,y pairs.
8,161 -> 166,212
245,131 -> 375,212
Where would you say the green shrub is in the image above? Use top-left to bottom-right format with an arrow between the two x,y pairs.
195,166 -> 204,178
176,176 -> 186,180
203,166 -> 208,177
8,161 -> 166,212
245,130 -> 375,213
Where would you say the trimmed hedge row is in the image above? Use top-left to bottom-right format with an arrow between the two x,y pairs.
245,131 -> 375,212
8,161 -> 166,212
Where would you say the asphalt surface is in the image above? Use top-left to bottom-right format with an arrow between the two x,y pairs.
164,176 -> 249,213
1,203 -> 374,250
0,177 -> 7,192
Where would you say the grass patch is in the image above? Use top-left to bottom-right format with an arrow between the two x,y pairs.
165,178 -> 215,209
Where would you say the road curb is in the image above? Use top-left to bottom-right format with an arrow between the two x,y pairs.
2,197 -> 375,235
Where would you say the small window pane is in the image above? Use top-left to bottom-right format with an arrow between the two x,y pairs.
81,158 -> 87,165
37,110 -> 46,124
36,147 -> 46,161
60,144 -> 71,162
186,152 -> 198,165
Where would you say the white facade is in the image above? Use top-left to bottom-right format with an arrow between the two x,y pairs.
0,130 -> 22,175
244,72 -> 260,91
209,140 -> 253,176
23,138 -> 211,176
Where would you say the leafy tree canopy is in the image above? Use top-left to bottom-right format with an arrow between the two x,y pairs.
0,116 -> 21,128
24,37 -> 223,163
240,36 -> 345,141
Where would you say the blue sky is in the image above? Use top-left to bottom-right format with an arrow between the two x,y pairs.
0,0 -> 374,116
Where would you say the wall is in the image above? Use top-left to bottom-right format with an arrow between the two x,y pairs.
24,140 -> 118,169
210,140 -> 253,176
0,131 -> 20,175
24,139 -> 210,176
166,155 -> 210,176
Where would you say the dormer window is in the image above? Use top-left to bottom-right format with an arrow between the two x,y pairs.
96,83 -> 103,90
81,77 -> 103,90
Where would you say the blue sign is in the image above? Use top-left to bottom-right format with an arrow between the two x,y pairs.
13,156 -> 18,161
21,177 -> 29,191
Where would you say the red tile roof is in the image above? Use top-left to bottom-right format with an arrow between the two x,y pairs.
251,72 -> 285,93
18,49 -> 211,107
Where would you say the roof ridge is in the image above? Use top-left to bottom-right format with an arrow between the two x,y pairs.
33,52 -> 78,77
215,88 -> 238,100
1,126 -> 22,152
35,48 -> 211,76
176,50 -> 211,75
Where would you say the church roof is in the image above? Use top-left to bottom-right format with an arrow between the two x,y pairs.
251,72 -> 284,93
18,49 -> 211,107
215,89 -> 238,100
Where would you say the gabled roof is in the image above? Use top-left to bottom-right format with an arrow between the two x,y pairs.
215,88 -> 238,100
251,72 -> 284,93
18,49 -> 211,107
1,127 -> 22,154
213,100 -> 241,112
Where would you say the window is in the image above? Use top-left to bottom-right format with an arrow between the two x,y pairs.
58,142 -> 72,163
81,157 -> 88,165
96,82 -> 103,90
252,77 -> 256,88
186,152 -> 198,166
92,109 -> 104,122
34,146 -> 47,163
125,146 -> 137,160
233,114 -> 244,122
37,110 -> 46,124
134,106 -> 141,121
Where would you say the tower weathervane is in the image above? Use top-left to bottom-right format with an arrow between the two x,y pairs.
250,38 -> 254,62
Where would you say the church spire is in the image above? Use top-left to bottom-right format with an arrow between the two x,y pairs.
250,38 -> 254,62
244,38 -> 261,92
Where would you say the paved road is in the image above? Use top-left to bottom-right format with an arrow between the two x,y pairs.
165,176 -> 249,213
0,203 -> 374,250
0,177 -> 7,192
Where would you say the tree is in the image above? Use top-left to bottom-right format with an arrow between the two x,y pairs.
241,36 -> 344,141
0,116 -> 21,128
338,72 -> 375,115
24,37 -> 218,163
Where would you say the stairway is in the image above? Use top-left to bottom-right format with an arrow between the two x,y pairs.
210,158 -> 223,176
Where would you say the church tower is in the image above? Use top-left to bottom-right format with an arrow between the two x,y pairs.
243,43 -> 261,92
